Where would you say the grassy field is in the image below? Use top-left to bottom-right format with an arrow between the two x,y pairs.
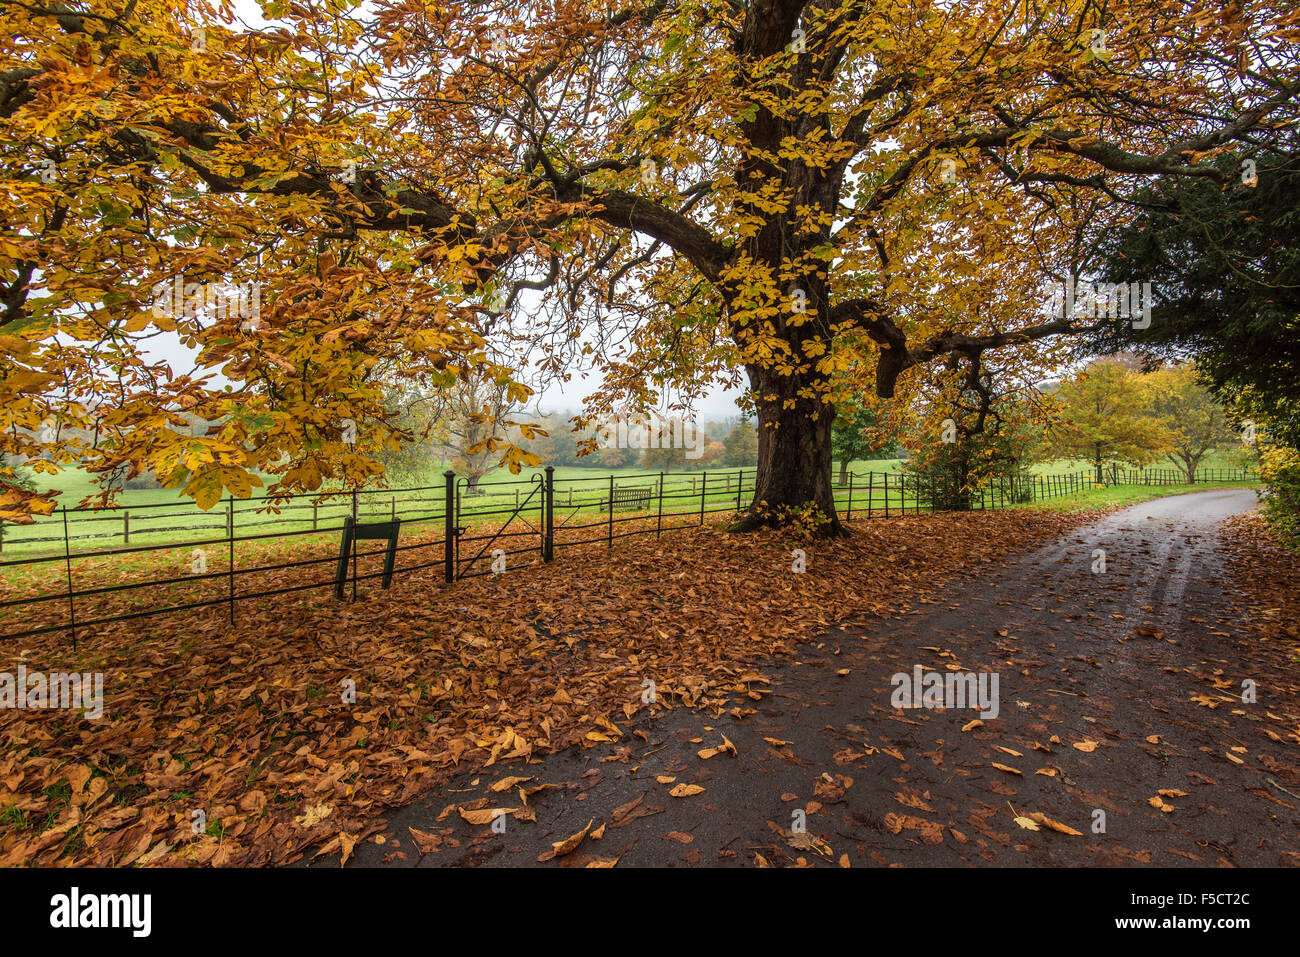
0,458 -> 1263,639
1,464 -> 760,558
1017,479 -> 1261,512
0,450 -> 1259,562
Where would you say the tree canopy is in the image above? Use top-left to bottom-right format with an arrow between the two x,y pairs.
1088,145 -> 1300,446
3,0 -> 1297,530
1051,357 -> 1168,480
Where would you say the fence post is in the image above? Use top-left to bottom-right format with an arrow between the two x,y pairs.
884,472 -> 890,518
227,496 -> 235,625
846,471 -> 853,520
699,471 -> 708,525
123,510 -> 130,545
350,489 -> 359,600
607,475 -> 614,546
62,506 -> 77,650
657,471 -> 664,539
313,502 -> 318,531
544,466 -> 554,562
736,469 -> 742,512
443,470 -> 455,583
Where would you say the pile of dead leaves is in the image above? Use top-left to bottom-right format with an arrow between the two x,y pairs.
1221,513 -> 1300,649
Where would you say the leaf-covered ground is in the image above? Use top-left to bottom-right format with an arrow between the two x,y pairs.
298,488 -> 1299,868
0,507 -> 1097,866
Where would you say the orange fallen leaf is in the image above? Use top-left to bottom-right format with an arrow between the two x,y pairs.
458,807 -> 513,826
1027,812 -> 1082,835
338,832 -> 358,866
538,819 -> 592,861
697,735 -> 737,759
408,826 -> 442,854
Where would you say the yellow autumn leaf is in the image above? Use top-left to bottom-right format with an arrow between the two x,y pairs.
1027,812 -> 1082,835
295,803 -> 333,828
538,819 -> 592,861
458,807 -> 513,825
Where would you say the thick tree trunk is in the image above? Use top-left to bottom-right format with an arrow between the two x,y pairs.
732,367 -> 844,535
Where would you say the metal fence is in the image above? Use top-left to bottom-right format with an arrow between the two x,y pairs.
0,464 -> 1257,643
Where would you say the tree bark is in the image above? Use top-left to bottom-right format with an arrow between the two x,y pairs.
732,366 -> 844,536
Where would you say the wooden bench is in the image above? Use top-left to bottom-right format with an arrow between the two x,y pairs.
603,485 -> 653,512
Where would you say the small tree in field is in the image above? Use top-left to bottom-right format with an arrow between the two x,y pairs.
903,363 -> 1048,509
831,403 -> 899,486
640,446 -> 682,473
722,423 -> 759,469
1051,360 -> 1169,483
434,373 -> 536,492
1144,364 -> 1236,482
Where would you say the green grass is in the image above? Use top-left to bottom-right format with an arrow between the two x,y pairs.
1017,480 -> 1260,512
0,464 -> 755,559
0,452 -> 1260,563
0,462 -> 1263,632
1030,448 -> 1257,478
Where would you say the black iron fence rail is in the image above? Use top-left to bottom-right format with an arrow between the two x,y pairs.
0,464 -> 1258,643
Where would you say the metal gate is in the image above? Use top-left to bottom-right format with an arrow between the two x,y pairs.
450,472 -> 548,580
